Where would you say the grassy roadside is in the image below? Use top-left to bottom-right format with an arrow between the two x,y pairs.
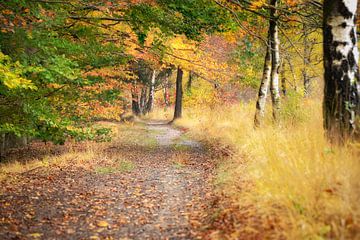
170,100 -> 360,239
0,121 -> 159,182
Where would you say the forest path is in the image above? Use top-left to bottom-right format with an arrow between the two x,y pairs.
0,120 -> 215,239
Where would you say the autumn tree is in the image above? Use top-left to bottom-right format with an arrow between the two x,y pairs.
269,0 -> 281,121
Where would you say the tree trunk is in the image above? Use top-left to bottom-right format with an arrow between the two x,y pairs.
131,81 -> 141,116
0,133 -> 29,160
269,0 -> 281,121
254,32 -> 272,128
0,133 -> 5,160
173,66 -> 183,121
163,77 -> 170,107
303,23 -> 311,97
140,87 -> 147,114
146,69 -> 156,113
281,59 -> 287,96
323,0 -> 360,141
285,54 -> 297,91
187,70 -> 193,94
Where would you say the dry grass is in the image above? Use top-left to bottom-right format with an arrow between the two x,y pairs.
0,144 -> 100,181
175,100 -> 360,239
0,122 -> 127,181
0,121 -> 158,181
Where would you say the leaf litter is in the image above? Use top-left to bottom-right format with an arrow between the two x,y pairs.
0,121 -> 217,239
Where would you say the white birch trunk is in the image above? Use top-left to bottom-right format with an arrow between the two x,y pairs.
254,33 -> 272,127
323,0 -> 360,141
269,0 -> 281,121
146,69 -> 156,113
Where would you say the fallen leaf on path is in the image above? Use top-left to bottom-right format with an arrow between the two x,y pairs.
97,220 -> 109,227
28,233 -> 42,238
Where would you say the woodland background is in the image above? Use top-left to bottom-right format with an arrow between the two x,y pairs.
0,0 -> 359,239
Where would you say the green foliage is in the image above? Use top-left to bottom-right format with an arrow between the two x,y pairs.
0,2 -> 120,144
158,0 -> 232,38
127,0 -> 232,43
96,89 -> 122,104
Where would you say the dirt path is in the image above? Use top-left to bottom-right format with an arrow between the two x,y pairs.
0,121 -> 215,239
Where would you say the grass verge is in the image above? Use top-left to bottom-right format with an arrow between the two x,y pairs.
174,100 -> 360,239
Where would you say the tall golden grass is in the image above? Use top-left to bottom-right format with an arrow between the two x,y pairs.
174,99 -> 360,239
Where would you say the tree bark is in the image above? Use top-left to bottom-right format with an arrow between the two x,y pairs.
146,69 -> 156,113
303,23 -> 312,97
0,133 -> 5,160
173,66 -> 183,121
269,0 -> 281,121
163,77 -> 170,107
285,54 -> 297,91
187,70 -> 193,94
323,0 -> 360,141
140,87 -> 147,114
254,32 -> 272,128
131,81 -> 141,116
280,59 -> 287,96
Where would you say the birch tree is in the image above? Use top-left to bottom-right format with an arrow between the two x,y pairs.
254,33 -> 272,127
146,69 -> 157,113
269,0 -> 281,121
254,0 -> 281,126
323,0 -> 360,141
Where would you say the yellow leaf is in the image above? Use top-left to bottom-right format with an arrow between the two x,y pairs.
28,233 -> 42,238
2,10 -> 13,15
96,220 -> 109,227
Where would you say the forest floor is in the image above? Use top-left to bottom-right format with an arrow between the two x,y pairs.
0,120 -> 219,240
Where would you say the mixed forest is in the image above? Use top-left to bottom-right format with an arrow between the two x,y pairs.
0,0 -> 359,239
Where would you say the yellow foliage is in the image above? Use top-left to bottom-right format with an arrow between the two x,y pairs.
183,76 -> 218,108
0,52 -> 37,90
250,0 -> 266,10
222,32 -> 237,44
